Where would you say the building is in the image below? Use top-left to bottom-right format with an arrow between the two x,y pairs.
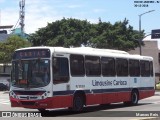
0,26 -> 12,87
0,33 -> 10,42
0,25 -> 13,42
128,35 -> 160,83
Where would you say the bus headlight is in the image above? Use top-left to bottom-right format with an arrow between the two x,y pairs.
41,92 -> 48,99
10,91 -> 18,99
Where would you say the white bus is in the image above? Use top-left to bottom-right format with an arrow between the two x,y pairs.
10,46 -> 155,111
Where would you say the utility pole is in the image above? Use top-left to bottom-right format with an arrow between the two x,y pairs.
0,9 -> 1,26
138,10 -> 155,55
19,0 -> 25,37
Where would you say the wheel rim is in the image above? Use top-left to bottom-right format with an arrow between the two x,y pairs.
132,92 -> 138,104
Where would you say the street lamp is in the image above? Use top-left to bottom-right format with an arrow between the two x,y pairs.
139,10 -> 155,55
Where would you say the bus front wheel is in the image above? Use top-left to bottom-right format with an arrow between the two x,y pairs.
72,94 -> 84,112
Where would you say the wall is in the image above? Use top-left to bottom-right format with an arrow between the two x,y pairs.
0,64 -> 11,73
0,65 -> 11,87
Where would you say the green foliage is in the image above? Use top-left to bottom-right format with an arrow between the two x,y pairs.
0,35 -> 31,63
28,18 -> 144,51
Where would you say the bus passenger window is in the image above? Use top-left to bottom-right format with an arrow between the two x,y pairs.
140,60 -> 150,77
52,57 -> 69,84
85,56 -> 101,76
129,60 -> 140,77
70,54 -> 85,76
150,61 -> 154,76
116,58 -> 128,76
101,57 -> 115,76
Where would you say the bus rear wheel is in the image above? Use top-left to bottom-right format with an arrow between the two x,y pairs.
124,90 -> 139,106
130,90 -> 139,105
72,94 -> 84,112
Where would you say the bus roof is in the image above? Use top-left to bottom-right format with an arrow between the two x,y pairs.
15,46 -> 153,61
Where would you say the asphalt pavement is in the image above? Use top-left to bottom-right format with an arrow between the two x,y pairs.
1,91 -> 160,120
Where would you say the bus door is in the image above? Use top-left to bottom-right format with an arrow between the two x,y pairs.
52,54 -> 71,107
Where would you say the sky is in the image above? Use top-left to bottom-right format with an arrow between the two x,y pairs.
0,0 -> 160,34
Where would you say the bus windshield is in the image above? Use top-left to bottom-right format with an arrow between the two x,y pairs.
11,59 -> 50,88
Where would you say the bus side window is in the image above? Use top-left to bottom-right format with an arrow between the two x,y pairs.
101,57 -> 116,76
70,54 -> 85,76
150,61 -> 154,76
116,58 -> 128,76
129,59 -> 140,77
52,57 -> 69,84
140,60 -> 150,77
85,56 -> 101,76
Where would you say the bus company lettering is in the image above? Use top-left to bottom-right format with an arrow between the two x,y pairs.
92,80 -> 127,86
92,80 -> 112,86
113,80 -> 127,86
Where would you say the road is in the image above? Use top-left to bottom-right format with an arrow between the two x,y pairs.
0,91 -> 160,120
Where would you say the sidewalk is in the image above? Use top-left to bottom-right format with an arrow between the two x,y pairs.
155,91 -> 160,96
0,91 -> 9,94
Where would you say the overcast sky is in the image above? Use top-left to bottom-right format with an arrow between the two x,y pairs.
0,0 -> 160,34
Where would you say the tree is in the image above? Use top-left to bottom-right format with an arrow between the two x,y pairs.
28,18 -> 144,51
29,18 -> 92,47
0,35 -> 31,72
90,18 -> 143,51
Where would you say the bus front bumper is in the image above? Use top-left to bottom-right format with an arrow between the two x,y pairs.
10,96 -> 53,109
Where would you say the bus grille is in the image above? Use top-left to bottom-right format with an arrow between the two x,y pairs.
21,101 -> 35,106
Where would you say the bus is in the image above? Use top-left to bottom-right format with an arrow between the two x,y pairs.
9,46 -> 155,111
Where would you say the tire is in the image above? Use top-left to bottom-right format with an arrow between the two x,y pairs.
124,90 -> 139,106
130,91 -> 139,105
72,94 -> 84,112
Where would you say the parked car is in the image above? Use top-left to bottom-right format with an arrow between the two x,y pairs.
0,83 -> 9,91
156,82 -> 160,90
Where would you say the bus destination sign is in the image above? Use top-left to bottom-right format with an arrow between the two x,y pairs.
13,49 -> 50,59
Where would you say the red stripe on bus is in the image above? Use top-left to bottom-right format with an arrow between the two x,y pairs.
10,90 -> 155,109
